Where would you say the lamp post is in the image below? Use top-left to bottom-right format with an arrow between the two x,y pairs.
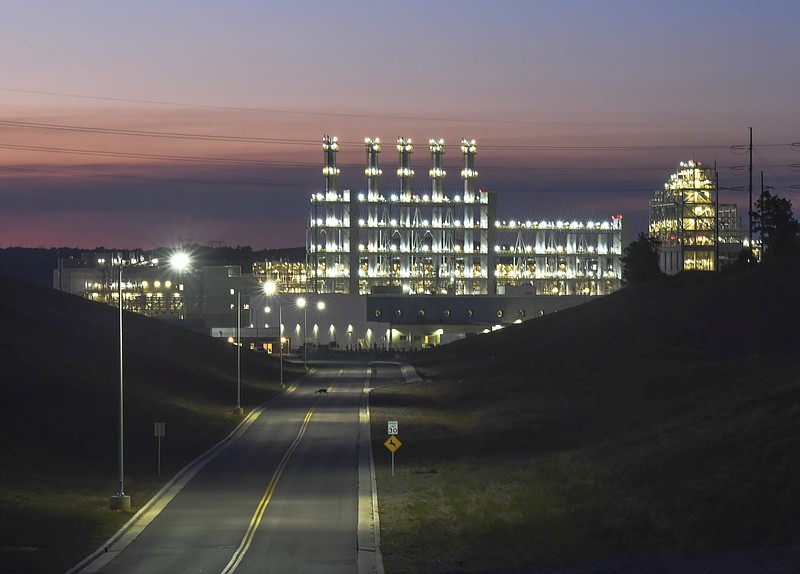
232,286 -> 243,415
169,250 -> 191,321
263,281 -> 285,389
278,304 -> 283,388
110,255 -> 130,511
297,296 -> 307,367
296,296 -> 325,368
311,300 -> 326,363
109,252 -> 165,511
270,303 -> 284,388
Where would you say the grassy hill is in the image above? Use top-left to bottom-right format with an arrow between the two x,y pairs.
0,273 -> 300,573
370,257 -> 800,573
3,257 -> 799,573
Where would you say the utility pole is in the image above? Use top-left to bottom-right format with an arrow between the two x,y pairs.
760,170 -> 765,248
715,164 -> 719,272
748,127 -> 753,257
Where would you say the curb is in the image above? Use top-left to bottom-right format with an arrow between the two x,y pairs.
357,360 -> 421,574
66,378 -> 303,574
357,370 -> 385,574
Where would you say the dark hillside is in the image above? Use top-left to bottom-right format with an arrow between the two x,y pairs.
0,273 -> 296,572
428,256 -> 799,374
0,246 -> 84,286
372,257 -> 800,573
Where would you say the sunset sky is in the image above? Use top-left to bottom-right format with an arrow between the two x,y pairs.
2,0 -> 799,250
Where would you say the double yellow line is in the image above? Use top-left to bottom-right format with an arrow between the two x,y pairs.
220,378 -> 338,573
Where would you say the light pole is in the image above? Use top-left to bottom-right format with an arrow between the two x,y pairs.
297,297 -> 307,367
278,304 -> 283,388
169,250 -> 191,320
263,281 -> 285,389
310,300 -> 326,364
109,252 -> 164,511
232,286 -> 243,415
296,296 -> 325,368
110,255 -> 130,511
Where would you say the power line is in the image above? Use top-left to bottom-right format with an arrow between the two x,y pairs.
0,142 -> 745,172
0,143 -> 311,167
0,165 -> 313,189
2,119 -> 794,153
0,120 -> 317,145
0,87 -> 603,125
1,141 -> 794,180
3,162 -> 793,197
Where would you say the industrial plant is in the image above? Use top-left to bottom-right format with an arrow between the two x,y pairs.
649,160 -> 744,274
57,135 -> 751,352
307,136 -> 623,298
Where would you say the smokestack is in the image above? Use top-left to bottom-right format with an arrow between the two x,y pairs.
365,138 -> 382,198
460,138 -> 477,202
429,139 -> 445,201
322,135 -> 340,197
397,137 -> 414,201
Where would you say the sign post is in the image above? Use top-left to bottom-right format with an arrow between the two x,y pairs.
154,422 -> 165,477
385,421 -> 401,476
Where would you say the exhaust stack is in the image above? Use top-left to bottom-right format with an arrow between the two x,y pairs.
460,138 -> 477,202
429,139 -> 445,201
322,135 -> 340,197
397,137 -> 414,201
365,138 -> 382,198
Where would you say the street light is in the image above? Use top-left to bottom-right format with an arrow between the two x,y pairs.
297,297 -> 307,367
169,250 -> 191,320
110,254 -> 130,511
231,286 -> 243,416
311,300 -> 326,365
109,252 -> 161,511
263,281 -> 285,389
296,296 -> 326,368
168,250 -> 191,272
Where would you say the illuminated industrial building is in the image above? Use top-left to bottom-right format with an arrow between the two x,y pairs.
252,260 -> 308,293
307,136 -> 622,296
494,217 -> 622,296
55,135 -> 627,350
649,160 -> 743,274
307,136 -> 496,295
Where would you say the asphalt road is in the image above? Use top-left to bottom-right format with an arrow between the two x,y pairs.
74,361 -> 397,574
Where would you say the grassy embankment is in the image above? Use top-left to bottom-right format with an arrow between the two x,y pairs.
0,274 -> 302,573
370,257 -> 800,573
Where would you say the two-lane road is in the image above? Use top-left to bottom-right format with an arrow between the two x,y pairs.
76,362 -> 386,574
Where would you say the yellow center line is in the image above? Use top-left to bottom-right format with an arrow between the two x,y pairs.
220,369 -> 344,574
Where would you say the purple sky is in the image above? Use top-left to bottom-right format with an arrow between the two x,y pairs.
2,1 -> 799,250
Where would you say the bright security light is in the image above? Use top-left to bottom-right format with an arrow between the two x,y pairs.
169,251 -> 191,271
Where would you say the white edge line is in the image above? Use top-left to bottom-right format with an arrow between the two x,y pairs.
67,376 -> 305,574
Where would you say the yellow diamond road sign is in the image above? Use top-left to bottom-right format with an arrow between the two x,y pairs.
384,435 -> 402,453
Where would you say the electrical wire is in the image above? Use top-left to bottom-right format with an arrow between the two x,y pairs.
0,165 -> 313,189
0,87 -> 525,124
1,117 -> 796,193
3,143 -> 755,174
0,120 -> 317,145
0,144 -> 310,167
1,119 -> 794,153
